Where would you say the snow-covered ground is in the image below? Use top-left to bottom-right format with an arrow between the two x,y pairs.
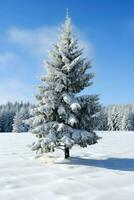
0,132 -> 134,200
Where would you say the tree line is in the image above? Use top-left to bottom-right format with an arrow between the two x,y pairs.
97,104 -> 134,131
0,96 -> 100,133
0,102 -> 134,133
0,102 -> 32,132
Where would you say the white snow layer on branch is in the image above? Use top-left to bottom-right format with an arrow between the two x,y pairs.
40,130 -> 57,150
62,56 -> 81,71
68,114 -> 78,126
48,129 -> 57,142
57,105 -> 66,115
30,115 -> 44,127
62,93 -> 73,105
62,94 -> 81,113
70,102 -> 81,112
72,129 -> 94,143
57,123 -> 65,132
61,135 -> 74,148
60,51 -> 70,64
38,105 -> 53,115
32,121 -> 57,134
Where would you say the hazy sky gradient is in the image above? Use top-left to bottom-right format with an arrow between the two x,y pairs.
0,0 -> 134,105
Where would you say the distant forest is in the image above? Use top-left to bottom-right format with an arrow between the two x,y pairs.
97,104 -> 134,131
0,102 -> 134,132
0,102 -> 33,132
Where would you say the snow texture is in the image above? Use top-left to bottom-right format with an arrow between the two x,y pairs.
0,132 -> 134,200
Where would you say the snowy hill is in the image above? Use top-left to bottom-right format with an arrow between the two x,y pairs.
0,132 -> 134,200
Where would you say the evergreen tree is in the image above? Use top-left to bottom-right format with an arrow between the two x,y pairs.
123,111 -> 134,131
96,108 -> 108,131
4,102 -> 16,132
12,110 -> 22,132
12,106 -> 31,132
107,105 -> 120,131
77,95 -> 101,131
98,104 -> 134,131
0,102 -> 32,132
27,14 -> 100,158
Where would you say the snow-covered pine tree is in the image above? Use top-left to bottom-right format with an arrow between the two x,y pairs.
12,106 -> 31,132
28,14 -> 100,159
2,102 -> 14,132
107,105 -> 120,131
12,110 -> 21,132
96,107 -> 108,131
77,95 -> 101,131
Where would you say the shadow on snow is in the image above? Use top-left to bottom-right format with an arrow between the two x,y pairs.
66,157 -> 134,171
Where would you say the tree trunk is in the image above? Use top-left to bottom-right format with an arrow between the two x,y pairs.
64,146 -> 70,159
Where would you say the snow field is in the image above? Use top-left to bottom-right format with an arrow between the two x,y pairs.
0,132 -> 134,200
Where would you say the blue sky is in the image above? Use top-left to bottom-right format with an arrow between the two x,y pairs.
0,0 -> 134,105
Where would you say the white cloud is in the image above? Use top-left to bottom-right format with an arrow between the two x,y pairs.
0,52 -> 18,69
0,23 -> 93,104
7,25 -> 93,59
7,26 -> 58,58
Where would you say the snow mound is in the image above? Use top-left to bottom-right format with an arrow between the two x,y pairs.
36,154 -> 71,164
37,154 -> 61,164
